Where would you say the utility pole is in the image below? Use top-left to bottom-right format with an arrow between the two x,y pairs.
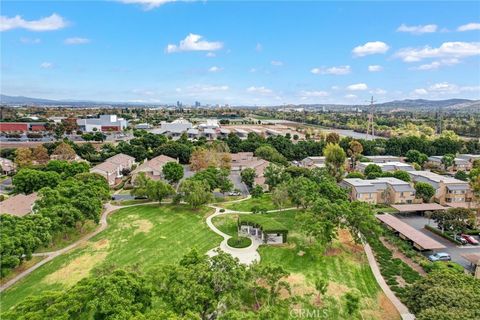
366,96 -> 376,140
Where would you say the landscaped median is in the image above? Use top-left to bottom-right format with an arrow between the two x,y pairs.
226,236 -> 252,248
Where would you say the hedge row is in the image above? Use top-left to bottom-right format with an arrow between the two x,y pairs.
424,225 -> 462,245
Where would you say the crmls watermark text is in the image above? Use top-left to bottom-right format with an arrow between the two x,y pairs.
290,308 -> 329,318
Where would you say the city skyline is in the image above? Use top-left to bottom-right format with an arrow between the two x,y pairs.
1,1 -> 479,105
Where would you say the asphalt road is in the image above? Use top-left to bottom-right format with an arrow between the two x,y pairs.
397,215 -> 480,270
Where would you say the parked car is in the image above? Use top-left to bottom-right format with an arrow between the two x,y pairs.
461,234 -> 479,245
228,191 -> 241,196
454,235 -> 468,245
428,252 -> 451,262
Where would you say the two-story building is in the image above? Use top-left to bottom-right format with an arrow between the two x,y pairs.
340,177 -> 416,205
407,170 -> 472,205
427,156 -> 471,172
299,156 -> 326,169
357,161 -> 415,173
131,155 -> 178,183
90,153 -> 136,186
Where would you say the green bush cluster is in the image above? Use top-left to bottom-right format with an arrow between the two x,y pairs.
424,225 -> 462,245
368,236 -> 421,299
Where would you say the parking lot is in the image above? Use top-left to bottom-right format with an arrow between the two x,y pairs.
397,215 -> 480,270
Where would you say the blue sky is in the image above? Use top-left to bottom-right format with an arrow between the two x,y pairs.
1,1 -> 479,105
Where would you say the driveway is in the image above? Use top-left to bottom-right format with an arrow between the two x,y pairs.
0,177 -> 12,194
229,172 -> 249,196
397,215 -> 480,270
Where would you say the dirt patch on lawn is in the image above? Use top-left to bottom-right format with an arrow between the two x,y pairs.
279,273 -> 316,300
91,239 -> 110,250
326,282 -> 350,298
338,229 -> 363,253
133,219 -> 153,234
43,251 -> 108,286
324,247 -> 342,256
361,292 -> 401,320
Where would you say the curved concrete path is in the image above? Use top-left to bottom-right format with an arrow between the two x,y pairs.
0,201 -> 157,292
206,196 -> 296,265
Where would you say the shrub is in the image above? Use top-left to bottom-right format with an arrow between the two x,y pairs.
219,208 -> 225,213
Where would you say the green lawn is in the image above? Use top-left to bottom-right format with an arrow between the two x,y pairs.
212,211 -> 400,320
222,194 -> 291,212
2,204 -> 222,311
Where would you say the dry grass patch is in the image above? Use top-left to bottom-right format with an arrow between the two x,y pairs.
326,282 -> 350,299
361,292 -> 401,320
133,219 -> 153,234
43,251 -> 108,286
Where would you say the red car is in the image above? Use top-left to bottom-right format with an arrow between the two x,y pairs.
461,234 -> 479,245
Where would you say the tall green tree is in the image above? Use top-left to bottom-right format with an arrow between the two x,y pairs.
323,143 -> 346,182
240,168 -> 256,189
162,161 -> 184,184
415,182 -> 436,203
146,179 -> 175,204
179,179 -> 212,208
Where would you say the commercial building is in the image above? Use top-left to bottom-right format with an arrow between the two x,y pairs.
407,171 -> 472,205
0,122 -> 46,132
155,119 -> 193,138
340,177 -> 416,205
77,115 -> 128,132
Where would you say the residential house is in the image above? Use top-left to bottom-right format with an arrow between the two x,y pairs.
300,156 -> 326,169
90,153 -> 135,186
230,152 -> 270,188
340,177 -> 416,205
131,155 -> 178,182
0,157 -> 15,174
155,119 -> 193,138
407,170 -> 472,205
0,193 -> 38,217
458,154 -> 480,169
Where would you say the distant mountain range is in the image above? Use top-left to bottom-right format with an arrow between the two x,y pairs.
1,94 -> 479,110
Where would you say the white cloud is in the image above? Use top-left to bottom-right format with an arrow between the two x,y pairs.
206,52 -> 216,57
20,37 -> 41,44
246,86 -> 273,94
0,13 -> 67,32
345,94 -> 357,99
368,65 -> 383,72
40,62 -> 53,69
395,41 -> 480,62
249,68 -> 257,73
429,82 -> 457,93
64,37 -> 90,45
352,41 -> 390,57
412,58 -> 460,70
166,33 -> 223,53
396,23 -> 438,34
208,66 -> 222,72
457,22 -> 480,32
347,83 -> 368,91
300,90 -> 329,97
187,85 -> 229,93
310,65 -> 351,75
412,88 -> 428,95
119,0 -> 192,10
271,60 -> 283,66
370,88 -> 387,95
255,43 -> 263,52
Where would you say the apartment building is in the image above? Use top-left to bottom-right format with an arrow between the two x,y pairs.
340,177 -> 416,205
407,170 -> 472,205
357,161 -> 415,173
364,155 -> 402,163
230,152 -> 270,188
427,156 -> 470,172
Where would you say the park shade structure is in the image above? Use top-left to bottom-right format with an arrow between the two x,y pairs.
376,213 -> 445,251
238,215 -> 288,244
